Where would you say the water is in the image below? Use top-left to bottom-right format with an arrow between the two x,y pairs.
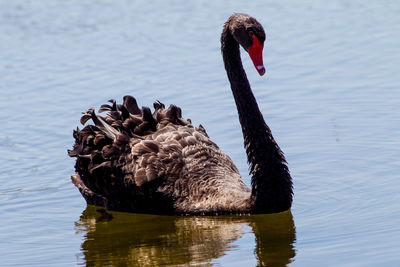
1,0 -> 399,266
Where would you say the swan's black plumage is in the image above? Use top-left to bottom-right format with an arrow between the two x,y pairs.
221,14 -> 293,213
68,13 -> 293,215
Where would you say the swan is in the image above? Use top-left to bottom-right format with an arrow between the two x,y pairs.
68,13 -> 293,215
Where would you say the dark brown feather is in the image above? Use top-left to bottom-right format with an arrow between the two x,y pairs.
123,95 -> 141,115
80,114 -> 92,125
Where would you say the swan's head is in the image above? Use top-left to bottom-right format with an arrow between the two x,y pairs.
229,13 -> 266,76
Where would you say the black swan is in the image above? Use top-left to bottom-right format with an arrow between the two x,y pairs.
68,13 -> 293,215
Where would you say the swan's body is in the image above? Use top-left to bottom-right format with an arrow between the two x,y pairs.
69,14 -> 293,215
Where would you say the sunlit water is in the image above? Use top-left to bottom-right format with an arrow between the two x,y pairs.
1,1 -> 399,266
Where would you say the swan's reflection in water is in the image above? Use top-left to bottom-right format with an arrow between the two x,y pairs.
75,206 -> 295,266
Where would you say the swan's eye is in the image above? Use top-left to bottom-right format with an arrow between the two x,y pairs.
249,31 -> 255,37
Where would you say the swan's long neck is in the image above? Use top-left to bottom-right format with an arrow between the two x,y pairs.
221,25 -> 293,213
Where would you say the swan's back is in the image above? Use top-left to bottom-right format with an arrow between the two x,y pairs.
68,96 -> 250,214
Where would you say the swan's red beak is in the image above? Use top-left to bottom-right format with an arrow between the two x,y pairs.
248,35 -> 265,76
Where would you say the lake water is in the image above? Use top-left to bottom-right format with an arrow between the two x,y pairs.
1,0 -> 399,266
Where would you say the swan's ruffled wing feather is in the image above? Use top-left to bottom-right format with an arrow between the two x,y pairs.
69,95 -> 215,212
